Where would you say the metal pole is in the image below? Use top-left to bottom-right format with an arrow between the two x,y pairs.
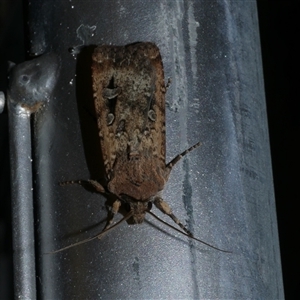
8,53 -> 59,299
26,0 -> 283,299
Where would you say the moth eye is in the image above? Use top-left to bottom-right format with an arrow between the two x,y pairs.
107,113 -> 115,125
147,202 -> 152,210
148,109 -> 156,121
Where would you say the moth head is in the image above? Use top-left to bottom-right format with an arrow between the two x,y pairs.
133,214 -> 145,224
128,201 -> 151,224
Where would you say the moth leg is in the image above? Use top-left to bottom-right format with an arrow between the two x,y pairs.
154,197 -> 193,236
103,199 -> 121,231
166,142 -> 201,175
87,180 -> 105,193
60,179 -> 105,194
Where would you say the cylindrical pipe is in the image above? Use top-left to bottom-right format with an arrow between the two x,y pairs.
8,105 -> 36,300
25,0 -> 283,299
8,53 -> 59,299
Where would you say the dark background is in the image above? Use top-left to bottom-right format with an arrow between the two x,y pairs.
0,1 -> 297,299
256,2 -> 298,299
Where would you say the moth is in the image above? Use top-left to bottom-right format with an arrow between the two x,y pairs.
56,42 -> 228,253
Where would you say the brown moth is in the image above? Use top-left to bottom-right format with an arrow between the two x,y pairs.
56,42 -> 228,253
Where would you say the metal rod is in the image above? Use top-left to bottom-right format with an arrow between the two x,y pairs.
26,0 -> 284,299
8,53 -> 59,299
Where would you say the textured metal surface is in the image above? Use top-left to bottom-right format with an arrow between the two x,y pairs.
0,92 -> 5,113
8,53 -> 59,300
24,0 -> 284,299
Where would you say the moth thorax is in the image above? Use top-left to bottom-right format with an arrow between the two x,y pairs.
130,201 -> 148,224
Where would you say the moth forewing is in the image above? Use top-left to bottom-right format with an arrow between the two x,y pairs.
92,43 -> 167,201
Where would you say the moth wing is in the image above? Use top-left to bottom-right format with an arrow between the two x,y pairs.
92,43 -> 166,183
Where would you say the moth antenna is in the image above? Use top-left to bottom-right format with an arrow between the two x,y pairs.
48,211 -> 133,254
59,180 -> 84,186
147,211 -> 231,253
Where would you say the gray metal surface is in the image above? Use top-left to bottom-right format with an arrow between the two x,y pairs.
22,0 -> 284,299
8,53 -> 59,299
0,92 -> 5,113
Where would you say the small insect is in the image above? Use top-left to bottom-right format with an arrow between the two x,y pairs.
54,43 -> 228,253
